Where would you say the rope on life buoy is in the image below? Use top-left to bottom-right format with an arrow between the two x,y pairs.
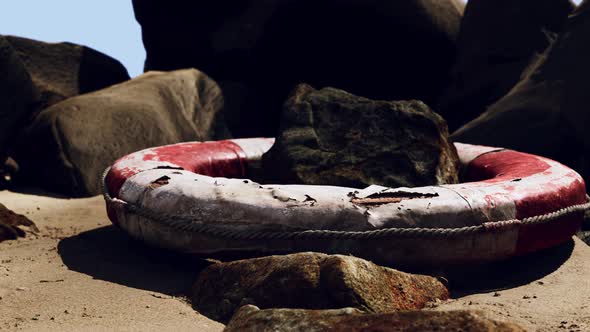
101,167 -> 590,241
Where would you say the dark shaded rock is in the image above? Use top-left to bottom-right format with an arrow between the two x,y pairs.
262,84 -> 459,188
578,231 -> 590,246
438,0 -> 574,131
452,1 -> 590,182
0,203 -> 38,242
5,36 -> 130,112
224,305 -> 526,332
0,36 -> 39,160
0,157 -> 19,190
13,69 -> 229,197
132,0 -> 464,137
578,211 -> 590,246
192,252 -> 449,323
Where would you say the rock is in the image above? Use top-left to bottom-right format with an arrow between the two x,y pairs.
132,0 -> 464,137
4,35 -> 130,111
224,305 -> 526,332
578,231 -> 590,246
452,1 -> 590,182
262,84 -> 459,188
0,157 -> 19,189
438,0 -> 573,131
0,36 -> 39,160
578,211 -> 590,246
0,203 -> 38,242
192,252 -> 449,323
12,69 -> 229,196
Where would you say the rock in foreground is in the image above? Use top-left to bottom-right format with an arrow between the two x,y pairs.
192,252 -> 448,323
13,69 -> 229,196
0,203 -> 37,242
263,84 -> 459,188
224,305 -> 526,332
133,0 -> 464,137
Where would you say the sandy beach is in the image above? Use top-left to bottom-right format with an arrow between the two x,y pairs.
0,189 -> 588,331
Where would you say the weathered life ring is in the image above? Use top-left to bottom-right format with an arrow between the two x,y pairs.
103,138 -> 588,267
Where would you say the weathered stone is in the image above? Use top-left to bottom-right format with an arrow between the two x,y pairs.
0,36 -> 39,160
0,157 -> 18,189
224,305 -> 527,332
452,1 -> 590,182
4,35 -> 130,111
579,211 -> 590,246
0,203 -> 37,242
13,69 -> 229,196
262,84 -> 459,188
132,0 -> 464,137
192,252 -> 448,323
438,0 -> 573,131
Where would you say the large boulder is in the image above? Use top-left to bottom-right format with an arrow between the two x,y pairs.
132,0 -> 464,137
13,69 -> 229,196
0,36 -> 39,162
437,0 -> 573,131
262,84 -> 459,188
224,305 -> 526,332
4,36 -> 130,111
452,1 -> 590,182
192,252 -> 449,323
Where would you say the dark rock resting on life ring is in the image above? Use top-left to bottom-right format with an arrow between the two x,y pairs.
103,138 -> 588,267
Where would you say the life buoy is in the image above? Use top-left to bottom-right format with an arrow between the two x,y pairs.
103,138 -> 588,266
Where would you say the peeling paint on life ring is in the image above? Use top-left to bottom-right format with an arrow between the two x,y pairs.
103,138 -> 587,266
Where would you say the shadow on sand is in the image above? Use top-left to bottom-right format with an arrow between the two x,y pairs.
58,225 -> 214,296
447,239 -> 575,297
58,224 -> 576,299
5,185 -> 71,199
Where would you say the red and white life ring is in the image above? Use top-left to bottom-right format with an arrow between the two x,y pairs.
103,138 -> 588,266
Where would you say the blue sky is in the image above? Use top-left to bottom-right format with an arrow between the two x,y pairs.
0,1 -> 144,77
0,0 -> 583,78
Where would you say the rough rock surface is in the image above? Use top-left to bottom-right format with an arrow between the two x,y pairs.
438,0 -> 573,131
0,203 -> 37,242
4,35 -> 130,112
132,0 -> 464,137
13,69 -> 229,196
452,1 -> 590,181
224,305 -> 526,332
192,252 -> 449,323
0,36 -> 39,160
262,84 -> 459,188
578,211 -> 590,245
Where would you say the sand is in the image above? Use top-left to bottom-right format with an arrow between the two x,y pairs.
0,189 -> 588,331
0,190 -> 223,332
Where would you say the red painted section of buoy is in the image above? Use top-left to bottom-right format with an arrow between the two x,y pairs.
465,149 -> 587,254
106,140 -> 248,198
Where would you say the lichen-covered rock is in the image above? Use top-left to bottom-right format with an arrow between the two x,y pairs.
4,35 -> 130,111
262,84 -> 459,188
224,305 -> 527,332
0,203 -> 38,242
13,69 -> 229,196
192,252 -> 449,323
132,0 -> 464,137
452,1 -> 590,182
438,0 -> 573,131
0,36 -> 39,160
